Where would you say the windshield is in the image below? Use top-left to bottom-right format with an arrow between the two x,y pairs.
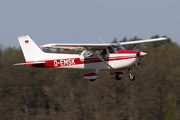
111,45 -> 126,52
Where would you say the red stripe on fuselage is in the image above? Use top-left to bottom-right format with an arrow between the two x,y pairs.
27,56 -> 137,68
26,50 -> 140,67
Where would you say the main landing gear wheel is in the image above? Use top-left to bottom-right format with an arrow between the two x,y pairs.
89,79 -> 96,82
115,75 -> 121,80
129,73 -> 135,81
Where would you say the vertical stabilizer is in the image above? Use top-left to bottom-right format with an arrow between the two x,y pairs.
18,35 -> 44,62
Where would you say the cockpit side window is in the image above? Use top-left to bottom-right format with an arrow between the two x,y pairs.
100,49 -> 107,56
108,46 -> 115,53
81,49 -> 108,57
82,51 -> 93,57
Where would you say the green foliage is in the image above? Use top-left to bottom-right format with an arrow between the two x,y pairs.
0,35 -> 180,120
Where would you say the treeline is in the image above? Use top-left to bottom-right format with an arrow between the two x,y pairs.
0,35 -> 180,120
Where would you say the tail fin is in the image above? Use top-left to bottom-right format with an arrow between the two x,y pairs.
18,35 -> 45,62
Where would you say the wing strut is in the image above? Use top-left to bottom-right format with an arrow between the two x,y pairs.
86,48 -> 116,75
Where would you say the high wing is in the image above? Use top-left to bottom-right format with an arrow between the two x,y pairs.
120,38 -> 167,45
40,43 -> 111,51
40,38 -> 167,50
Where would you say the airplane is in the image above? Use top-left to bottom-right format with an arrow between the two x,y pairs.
14,35 -> 167,82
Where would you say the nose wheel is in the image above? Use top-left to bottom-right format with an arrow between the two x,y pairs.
128,69 -> 135,81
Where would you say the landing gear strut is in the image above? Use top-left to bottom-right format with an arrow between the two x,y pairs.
128,69 -> 135,81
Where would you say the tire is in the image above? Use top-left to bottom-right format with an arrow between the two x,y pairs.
129,74 -> 135,81
89,79 -> 96,82
115,75 -> 121,80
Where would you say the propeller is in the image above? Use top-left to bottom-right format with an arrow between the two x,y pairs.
132,45 -> 147,71
135,64 -> 142,71
133,44 -> 139,50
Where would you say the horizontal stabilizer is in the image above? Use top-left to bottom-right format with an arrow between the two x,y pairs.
13,62 -> 45,66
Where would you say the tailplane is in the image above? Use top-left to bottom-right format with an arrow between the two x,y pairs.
17,35 -> 45,62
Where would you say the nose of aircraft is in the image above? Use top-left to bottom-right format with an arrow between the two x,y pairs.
140,52 -> 147,56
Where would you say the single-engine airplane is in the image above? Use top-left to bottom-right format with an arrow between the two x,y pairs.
14,35 -> 167,82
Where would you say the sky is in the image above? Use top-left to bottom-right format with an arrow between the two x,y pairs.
0,0 -> 180,48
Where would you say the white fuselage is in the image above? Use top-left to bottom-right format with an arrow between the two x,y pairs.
28,51 -> 142,71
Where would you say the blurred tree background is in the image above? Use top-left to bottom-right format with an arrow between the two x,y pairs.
0,35 -> 180,120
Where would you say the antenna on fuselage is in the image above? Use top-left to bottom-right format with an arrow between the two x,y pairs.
99,37 -> 106,44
